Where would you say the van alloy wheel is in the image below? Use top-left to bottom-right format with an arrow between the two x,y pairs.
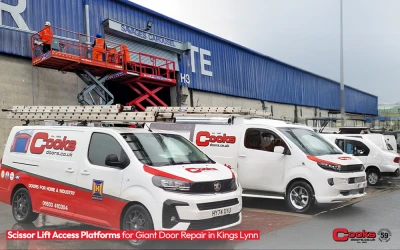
11,188 -> 39,223
125,211 -> 146,245
122,204 -> 154,248
289,186 -> 309,210
368,172 -> 379,185
286,181 -> 314,213
13,192 -> 29,220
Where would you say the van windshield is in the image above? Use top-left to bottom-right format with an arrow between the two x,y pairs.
121,133 -> 214,167
277,127 -> 343,156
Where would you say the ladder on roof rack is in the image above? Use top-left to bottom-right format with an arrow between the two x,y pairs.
1,105 -> 272,125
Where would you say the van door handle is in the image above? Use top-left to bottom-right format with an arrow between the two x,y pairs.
239,155 -> 246,158
65,168 -> 74,173
80,170 -> 90,175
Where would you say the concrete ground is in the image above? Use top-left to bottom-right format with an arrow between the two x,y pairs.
0,177 -> 399,250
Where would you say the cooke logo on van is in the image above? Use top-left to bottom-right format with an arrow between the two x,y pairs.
186,167 -> 218,173
10,130 -> 76,157
30,132 -> 76,155
195,131 -> 236,147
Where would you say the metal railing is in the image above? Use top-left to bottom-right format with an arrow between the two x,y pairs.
31,26 -> 176,80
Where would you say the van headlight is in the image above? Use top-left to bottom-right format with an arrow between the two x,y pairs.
230,178 -> 238,191
152,176 -> 191,191
317,162 -> 341,172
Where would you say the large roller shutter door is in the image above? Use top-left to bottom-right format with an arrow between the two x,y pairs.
105,33 -> 180,71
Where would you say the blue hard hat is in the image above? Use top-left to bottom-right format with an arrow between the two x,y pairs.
96,33 -> 102,38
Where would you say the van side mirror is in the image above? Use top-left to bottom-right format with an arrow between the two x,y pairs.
274,146 -> 285,154
105,154 -> 124,168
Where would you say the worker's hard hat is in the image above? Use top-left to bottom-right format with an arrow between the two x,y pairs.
45,21 -> 50,26
96,33 -> 103,38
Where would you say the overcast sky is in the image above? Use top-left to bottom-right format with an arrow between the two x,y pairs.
131,0 -> 400,104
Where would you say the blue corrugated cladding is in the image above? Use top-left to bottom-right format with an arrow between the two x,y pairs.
0,0 -> 378,115
345,86 -> 378,116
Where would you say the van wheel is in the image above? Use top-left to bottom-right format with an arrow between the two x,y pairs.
11,188 -> 39,223
286,181 -> 315,213
121,204 -> 154,248
367,169 -> 380,186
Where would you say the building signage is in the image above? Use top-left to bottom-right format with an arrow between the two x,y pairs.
120,24 -> 176,47
0,0 -> 29,30
104,19 -> 190,53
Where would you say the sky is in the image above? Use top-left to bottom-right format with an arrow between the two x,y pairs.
130,0 -> 400,104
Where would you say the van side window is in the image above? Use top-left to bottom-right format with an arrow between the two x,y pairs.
335,139 -> 345,151
88,133 -> 127,167
244,128 -> 287,153
345,140 -> 369,156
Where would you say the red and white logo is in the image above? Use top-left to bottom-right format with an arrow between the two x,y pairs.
185,167 -> 218,173
333,228 -> 376,242
195,131 -> 236,147
30,132 -> 76,154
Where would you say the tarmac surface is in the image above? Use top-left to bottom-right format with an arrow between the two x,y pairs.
0,177 -> 399,250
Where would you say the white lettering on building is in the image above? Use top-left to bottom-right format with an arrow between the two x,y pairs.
0,0 -> 29,30
180,73 -> 191,84
190,45 -> 213,77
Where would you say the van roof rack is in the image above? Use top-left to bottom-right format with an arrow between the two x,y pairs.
1,105 -> 271,125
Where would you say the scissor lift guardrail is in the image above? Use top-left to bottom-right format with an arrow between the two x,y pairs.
1,105 -> 271,125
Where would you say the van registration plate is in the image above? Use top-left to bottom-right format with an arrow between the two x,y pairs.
211,208 -> 231,217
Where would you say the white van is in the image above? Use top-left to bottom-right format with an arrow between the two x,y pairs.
148,117 -> 367,213
0,126 -> 242,247
322,134 -> 400,186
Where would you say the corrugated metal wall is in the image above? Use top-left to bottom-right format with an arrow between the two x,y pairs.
0,0 -> 378,115
345,86 -> 378,116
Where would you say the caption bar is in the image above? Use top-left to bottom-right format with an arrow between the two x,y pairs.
6,230 -> 260,241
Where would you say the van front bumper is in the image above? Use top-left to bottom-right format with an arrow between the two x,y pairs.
159,190 -> 242,230
315,175 -> 367,204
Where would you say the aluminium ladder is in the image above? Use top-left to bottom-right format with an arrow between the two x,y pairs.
2,105 -> 272,125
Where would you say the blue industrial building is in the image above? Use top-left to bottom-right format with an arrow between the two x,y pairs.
0,0 -> 378,116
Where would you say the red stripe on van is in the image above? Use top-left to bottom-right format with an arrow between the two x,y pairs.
306,155 -> 340,166
143,165 -> 193,182
223,164 -> 235,178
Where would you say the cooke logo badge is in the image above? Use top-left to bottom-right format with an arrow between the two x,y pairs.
92,180 -> 104,201
10,130 -> 76,156
186,167 -> 218,173
333,228 -> 376,242
30,132 -> 76,154
196,131 -> 236,147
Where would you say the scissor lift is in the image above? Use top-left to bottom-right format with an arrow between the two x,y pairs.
31,26 -> 176,109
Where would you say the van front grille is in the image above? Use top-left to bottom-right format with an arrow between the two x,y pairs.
340,164 -> 364,172
190,178 -> 237,194
197,198 -> 239,211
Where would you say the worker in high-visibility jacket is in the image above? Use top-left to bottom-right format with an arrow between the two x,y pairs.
121,44 -> 130,62
38,21 -> 53,53
92,33 -> 107,61
120,44 -> 132,69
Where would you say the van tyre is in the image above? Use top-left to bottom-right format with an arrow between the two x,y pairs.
122,204 -> 154,248
11,188 -> 39,223
367,169 -> 380,186
286,181 -> 315,213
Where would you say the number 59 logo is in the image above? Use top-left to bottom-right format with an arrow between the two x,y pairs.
378,228 -> 391,242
